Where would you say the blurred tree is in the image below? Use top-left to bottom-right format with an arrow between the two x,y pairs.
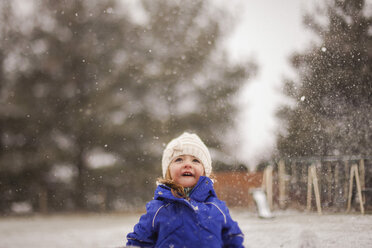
0,0 -> 253,212
277,0 -> 372,158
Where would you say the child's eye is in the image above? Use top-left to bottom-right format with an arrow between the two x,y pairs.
175,157 -> 183,162
193,159 -> 200,163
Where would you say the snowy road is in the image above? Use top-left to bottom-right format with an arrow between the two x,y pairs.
0,210 -> 371,248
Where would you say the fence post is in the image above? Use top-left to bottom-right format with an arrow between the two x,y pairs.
333,162 -> 343,210
306,165 -> 312,211
312,164 -> 322,215
344,160 -> 350,201
278,160 -> 286,209
262,165 -> 273,210
346,164 -> 364,214
359,159 -> 365,204
307,163 -> 322,214
326,162 -> 333,205
39,187 -> 48,214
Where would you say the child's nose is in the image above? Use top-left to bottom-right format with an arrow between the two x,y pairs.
183,163 -> 192,169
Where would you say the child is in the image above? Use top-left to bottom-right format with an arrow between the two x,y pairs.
126,132 -> 244,247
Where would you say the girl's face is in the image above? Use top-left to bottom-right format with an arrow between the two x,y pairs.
169,155 -> 204,188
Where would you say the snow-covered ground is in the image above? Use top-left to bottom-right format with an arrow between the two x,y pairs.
0,210 -> 371,248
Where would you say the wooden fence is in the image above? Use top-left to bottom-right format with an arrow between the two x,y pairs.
214,156 -> 371,214
214,171 -> 262,208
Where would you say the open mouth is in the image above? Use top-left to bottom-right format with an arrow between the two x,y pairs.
182,172 -> 194,177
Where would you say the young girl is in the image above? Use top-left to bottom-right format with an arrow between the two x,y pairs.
126,132 -> 244,247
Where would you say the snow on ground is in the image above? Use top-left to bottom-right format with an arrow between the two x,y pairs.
0,209 -> 371,248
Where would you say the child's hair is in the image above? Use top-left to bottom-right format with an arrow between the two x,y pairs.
157,167 -> 187,198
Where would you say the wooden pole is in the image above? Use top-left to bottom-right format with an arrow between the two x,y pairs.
278,160 -> 286,209
344,160 -> 350,201
354,165 -> 365,215
312,165 -> 322,215
346,164 -> 365,214
327,162 -> 333,205
347,165 -> 354,213
306,164 -> 322,214
267,165 -> 273,211
100,187 -> 107,212
306,166 -> 312,211
262,165 -> 273,210
359,159 -> 365,204
39,187 -> 48,214
334,163 -> 341,209
334,163 -> 339,194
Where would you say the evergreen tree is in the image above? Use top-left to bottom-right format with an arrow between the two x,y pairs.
277,0 -> 372,158
0,0 -> 253,212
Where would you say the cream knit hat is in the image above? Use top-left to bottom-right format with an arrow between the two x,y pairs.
162,132 -> 212,178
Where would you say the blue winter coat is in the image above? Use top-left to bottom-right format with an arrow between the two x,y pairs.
126,176 -> 244,248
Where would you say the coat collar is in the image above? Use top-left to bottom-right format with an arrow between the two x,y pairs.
154,176 -> 216,202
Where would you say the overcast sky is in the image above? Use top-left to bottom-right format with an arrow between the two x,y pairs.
223,0 -> 321,169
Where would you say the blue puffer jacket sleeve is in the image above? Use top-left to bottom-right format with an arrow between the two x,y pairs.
220,201 -> 244,248
126,200 -> 162,247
